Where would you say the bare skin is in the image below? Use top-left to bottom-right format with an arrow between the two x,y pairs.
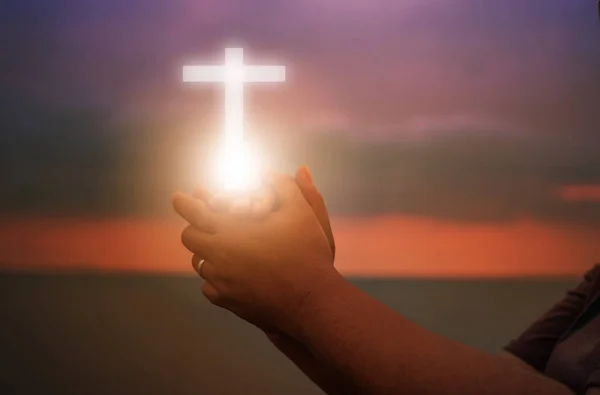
172,170 -> 579,395
190,167 -> 352,394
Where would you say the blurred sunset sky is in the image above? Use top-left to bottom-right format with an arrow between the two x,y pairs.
1,0 -> 599,277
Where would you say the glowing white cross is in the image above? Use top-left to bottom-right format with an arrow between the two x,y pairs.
183,47 -> 285,145
183,48 -> 286,190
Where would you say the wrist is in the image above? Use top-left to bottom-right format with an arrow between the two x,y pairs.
281,266 -> 349,341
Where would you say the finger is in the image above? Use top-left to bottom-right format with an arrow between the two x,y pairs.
199,259 -> 219,280
172,192 -> 218,233
249,185 -> 271,201
192,254 -> 218,280
209,192 -> 231,212
251,197 -> 273,219
181,225 -> 215,258
265,171 -> 301,208
251,200 -> 269,219
248,186 -> 275,219
201,281 -> 224,307
229,197 -> 252,217
295,166 -> 336,259
259,165 -> 274,185
191,253 -> 205,275
192,186 -> 211,202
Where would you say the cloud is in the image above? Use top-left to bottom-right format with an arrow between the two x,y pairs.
559,185 -> 600,203
2,216 -> 599,277
255,128 -> 600,224
2,0 -> 599,227
2,0 -> 599,137
2,99 -> 600,227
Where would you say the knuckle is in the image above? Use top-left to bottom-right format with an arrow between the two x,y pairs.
181,227 -> 193,250
201,261 -> 217,278
201,282 -> 216,300
190,203 -> 205,225
201,283 -> 224,306
209,236 -> 225,254
181,226 -> 202,253
191,254 -> 201,269
181,226 -> 193,244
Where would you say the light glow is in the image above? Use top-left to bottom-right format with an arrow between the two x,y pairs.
216,139 -> 262,192
183,48 -> 286,192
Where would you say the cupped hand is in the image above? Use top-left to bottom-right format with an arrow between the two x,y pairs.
193,166 -> 335,260
172,171 -> 342,333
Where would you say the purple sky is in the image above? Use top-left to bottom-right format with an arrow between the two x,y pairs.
2,0 -> 599,138
1,0 -> 600,225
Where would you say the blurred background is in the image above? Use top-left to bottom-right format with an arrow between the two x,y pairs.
1,0 -> 600,394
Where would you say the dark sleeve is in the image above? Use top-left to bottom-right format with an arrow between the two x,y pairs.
586,369 -> 600,392
503,264 -> 600,372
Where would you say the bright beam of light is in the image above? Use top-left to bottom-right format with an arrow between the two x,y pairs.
183,48 -> 286,193
217,140 -> 262,192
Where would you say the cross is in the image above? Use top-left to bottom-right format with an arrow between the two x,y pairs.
183,48 -> 286,147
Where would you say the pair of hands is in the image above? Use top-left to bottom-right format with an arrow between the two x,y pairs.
172,167 -> 340,334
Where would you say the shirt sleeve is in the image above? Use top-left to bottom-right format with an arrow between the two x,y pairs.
586,370 -> 600,392
503,264 -> 600,372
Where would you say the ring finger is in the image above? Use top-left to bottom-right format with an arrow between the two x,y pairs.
191,254 -> 207,278
191,254 -> 220,281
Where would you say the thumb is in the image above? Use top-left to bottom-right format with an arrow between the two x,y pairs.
192,186 -> 211,202
295,166 -> 336,260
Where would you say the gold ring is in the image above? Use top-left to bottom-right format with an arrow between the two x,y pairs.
195,258 -> 205,275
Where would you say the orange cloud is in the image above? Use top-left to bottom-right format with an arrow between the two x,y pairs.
1,216 -> 598,278
559,185 -> 600,203
332,216 -> 600,278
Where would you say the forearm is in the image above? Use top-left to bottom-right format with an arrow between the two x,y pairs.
287,275 -> 574,395
265,331 -> 356,395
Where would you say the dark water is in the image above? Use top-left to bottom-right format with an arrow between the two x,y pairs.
0,273 -> 576,394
